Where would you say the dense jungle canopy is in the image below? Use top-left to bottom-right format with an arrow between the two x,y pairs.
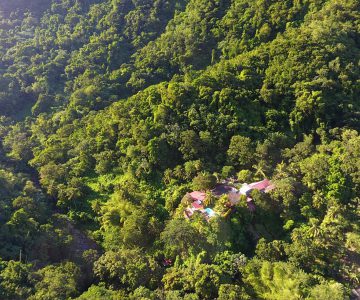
0,0 -> 359,299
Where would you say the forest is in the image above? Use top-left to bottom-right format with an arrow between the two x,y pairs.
0,0 -> 359,299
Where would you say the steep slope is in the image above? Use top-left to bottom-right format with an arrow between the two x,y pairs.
0,0 -> 359,299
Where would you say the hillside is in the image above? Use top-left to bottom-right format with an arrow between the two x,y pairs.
0,0 -> 359,299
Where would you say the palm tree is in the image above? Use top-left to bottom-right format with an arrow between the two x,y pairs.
274,161 -> 288,179
253,161 -> 267,178
203,192 -> 216,207
307,218 -> 324,241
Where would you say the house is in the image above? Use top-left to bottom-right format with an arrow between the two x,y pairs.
212,184 -> 237,197
238,179 -> 275,212
192,201 -> 204,210
184,178 -> 275,220
248,179 -> 275,192
239,184 -> 252,196
189,191 -> 206,202
225,179 -> 276,210
239,179 -> 275,196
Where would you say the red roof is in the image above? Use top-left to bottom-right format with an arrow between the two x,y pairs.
249,179 -> 272,191
189,191 -> 206,202
265,184 -> 275,192
192,201 -> 204,210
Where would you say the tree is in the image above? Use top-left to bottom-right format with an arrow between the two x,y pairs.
237,170 -> 252,182
129,286 -> 158,300
255,239 -> 287,262
193,264 -> 223,299
94,150 -> 116,174
76,284 -> 124,300
29,262 -> 80,300
203,192 -> 216,207
227,136 -> 253,168
179,130 -> 202,161
221,166 -> 235,179
218,284 -> 250,300
242,260 -> 311,299
121,209 -> 161,248
162,254 -> 227,299
192,172 -> 217,191
0,261 -> 33,300
3,124 -> 33,161
181,193 -> 195,207
160,219 -> 206,258
213,251 -> 247,279
94,249 -> 162,290
307,281 -> 347,300
214,195 -> 230,214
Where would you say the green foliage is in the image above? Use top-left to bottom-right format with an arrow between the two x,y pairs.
308,281 -> 348,300
0,261 -> 33,300
76,284 -> 123,300
255,238 -> 287,262
227,135 -> 254,168
162,253 -> 227,299
192,172 -> 217,191
0,0 -> 358,298
161,219 -> 207,259
29,262 -> 80,300
242,260 -> 347,300
93,249 -> 162,290
218,284 -> 250,300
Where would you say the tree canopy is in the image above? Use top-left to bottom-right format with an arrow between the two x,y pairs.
0,0 -> 359,298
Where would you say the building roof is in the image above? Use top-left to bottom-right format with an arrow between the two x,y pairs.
189,191 -> 206,202
212,184 -> 236,197
239,184 -> 252,195
192,201 -> 204,210
248,179 -> 272,190
185,179 -> 275,219
264,184 -> 276,192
